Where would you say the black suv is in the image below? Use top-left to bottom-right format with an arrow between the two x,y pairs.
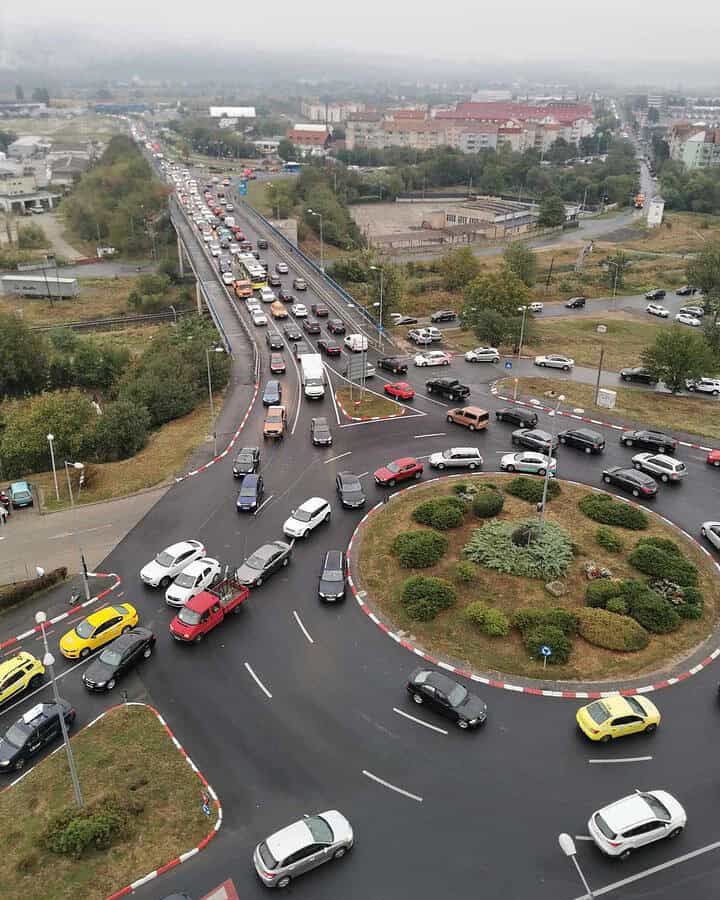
620,367 -> 657,385
318,550 -> 347,601
232,446 -> 260,478
303,318 -> 321,335
565,296 -> 586,308
495,407 -> 539,428
257,239 -> 269,250
557,428 -> 605,454
335,471 -> 365,508
378,357 -> 409,375
620,429 -> 677,454
265,331 -> 284,350
645,288 -> 667,300
426,378 -> 470,400
327,319 -> 346,335
0,701 -> 75,772
311,416 -> 333,446
676,285 -> 697,296
283,324 -> 302,341
430,309 -> 456,323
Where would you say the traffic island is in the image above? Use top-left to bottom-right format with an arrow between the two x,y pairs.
335,387 -> 406,421
351,475 -> 720,683
0,703 -> 220,900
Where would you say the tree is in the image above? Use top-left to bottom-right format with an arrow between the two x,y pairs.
0,312 -> 48,398
439,247 -> 481,291
687,242 -> 720,312
93,400 -> 151,462
462,268 -> 530,324
640,329 -> 716,393
368,262 -> 404,324
31,87 -> 50,104
265,181 -> 294,218
0,130 -> 17,153
537,194 -> 566,228
503,241 -> 537,288
277,139 -> 298,162
604,250 -> 630,293
17,223 -> 47,249
15,84 -> 24,101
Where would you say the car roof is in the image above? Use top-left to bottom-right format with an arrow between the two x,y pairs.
242,474 -> 260,487
166,540 -> 200,556
389,457 -> 417,466
297,497 -> 328,512
426,671 -> 458,693
324,550 -> 344,567
450,447 -> 479,454
0,651 -> 39,677
181,557 -> 214,574
84,605 -> 130,627
567,428 -> 602,439
599,794 -> 655,832
266,819 -> 313,860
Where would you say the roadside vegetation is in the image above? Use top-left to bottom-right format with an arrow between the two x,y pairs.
335,386 -> 405,419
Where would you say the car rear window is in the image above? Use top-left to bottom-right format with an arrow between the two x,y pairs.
594,813 -> 616,840
643,793 -> 671,821
586,701 -> 610,724
258,841 -> 277,869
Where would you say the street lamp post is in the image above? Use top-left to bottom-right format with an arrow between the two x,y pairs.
206,346 -> 225,458
517,305 -> 528,358
538,394 -> 565,532
306,208 -> 324,271
47,433 -> 59,502
369,265 -> 384,348
559,833 -> 594,899
64,460 -> 90,600
35,611 -> 83,808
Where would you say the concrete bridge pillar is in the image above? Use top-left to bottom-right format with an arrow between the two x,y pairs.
177,236 -> 185,278
196,280 -> 204,314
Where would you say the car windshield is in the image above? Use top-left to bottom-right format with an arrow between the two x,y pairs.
442,450 -> 453,458
155,551 -> 174,568
75,618 -> 94,639
4,723 -> 29,749
448,684 -> 468,707
178,607 -> 201,626
99,648 -> 123,666
643,794 -> 671,821
343,477 -> 361,491
293,508 -> 313,523
240,485 -> 257,498
386,462 -> 401,473
174,572 -> 195,588
586,701 -> 610,724
625,697 -> 646,716
323,569 -> 344,582
306,815 -> 334,843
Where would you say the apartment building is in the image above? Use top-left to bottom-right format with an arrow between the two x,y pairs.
668,121 -> 720,169
287,124 -> 331,157
300,99 -> 365,123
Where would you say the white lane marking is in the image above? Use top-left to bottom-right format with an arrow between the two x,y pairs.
588,756 -> 653,764
418,394 -> 452,408
324,451 -> 352,465
293,610 -> 314,644
324,363 -> 342,425
244,662 -> 273,699
414,432 -> 446,439
569,839 -> 720,900
392,707 -> 448,734
362,769 -> 423,803
573,835 -> 594,841
254,495 -> 274,515
357,471 -> 369,478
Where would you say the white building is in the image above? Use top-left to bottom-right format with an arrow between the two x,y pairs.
208,106 -> 256,119
7,136 -> 50,159
471,89 -> 513,102
300,100 -> 365,123
647,196 -> 665,228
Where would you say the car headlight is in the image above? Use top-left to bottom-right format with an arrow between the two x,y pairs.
95,681 -> 107,688
250,502 -> 257,507
0,760 -> 10,767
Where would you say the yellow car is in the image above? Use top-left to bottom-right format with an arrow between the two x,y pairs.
59,604 -> 139,659
576,695 -> 661,742
0,651 -> 45,705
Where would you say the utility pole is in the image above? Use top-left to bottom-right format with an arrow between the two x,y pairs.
594,346 -> 605,405
545,255 -> 555,293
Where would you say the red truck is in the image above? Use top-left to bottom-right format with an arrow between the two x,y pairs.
169,578 -> 249,643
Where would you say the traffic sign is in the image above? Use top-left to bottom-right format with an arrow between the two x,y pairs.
504,360 -> 513,369
238,181 -> 248,196
540,645 -> 552,657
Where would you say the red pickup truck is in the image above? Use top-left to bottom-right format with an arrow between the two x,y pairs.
169,578 -> 249,643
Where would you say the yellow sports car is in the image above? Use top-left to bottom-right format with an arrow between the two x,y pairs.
0,652 -> 45,705
576,695 -> 661,742
59,604 -> 139,659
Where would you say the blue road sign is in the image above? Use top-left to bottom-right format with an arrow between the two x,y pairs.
504,360 -> 513,369
540,645 -> 552,657
238,181 -> 248,196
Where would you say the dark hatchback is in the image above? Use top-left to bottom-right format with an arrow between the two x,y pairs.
318,338 -> 341,357
378,356 -> 409,375
430,309 -> 456,323
495,407 -> 539,428
311,303 -> 329,317
620,430 -> 677,454
283,323 -> 302,341
557,428 -> 605,454
0,701 -> 75,772
236,474 -> 264,512
265,332 -> 284,351
311,417 -> 333,446
303,319 -> 321,335
335,471 -> 366,508
406,669 -> 487,730
268,274 -> 282,287
257,239 -> 269,250
511,428 -> 558,452
317,550 -> 347,601
620,367 -> 658,385
327,318 -> 346,334
232,447 -> 260,479
602,467 -> 658,498
82,627 -> 156,692
262,380 -> 282,406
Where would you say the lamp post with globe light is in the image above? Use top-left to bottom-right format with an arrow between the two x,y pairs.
559,833 -> 594,898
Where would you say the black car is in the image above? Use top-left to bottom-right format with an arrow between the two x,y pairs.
294,340 -> 313,359
620,429 -> 677,454
82,627 -> 156,692
645,288 -> 666,300
565,296 -> 586,308
511,428 -> 558,451
0,701 -> 75,771
425,378 -> 470,401
406,669 -> 487,730
311,303 -> 329,317
257,239 -> 269,250
557,428 -> 605,454
430,309 -> 456,323
279,288 -> 294,303
262,380 -> 282,406
318,550 -> 347,601
496,407 -> 539,428
378,356 -> 409,375
283,323 -> 302,341
676,285 -> 697,296
327,318 -> 346,335
620,367 -> 657,385
236,541 -> 292,587
268,274 -> 282,287
311,416 -> 333,446
335,471 -> 366,508
265,331 -> 284,351
391,315 -> 418,326
232,447 -> 260,479
318,338 -> 342,357
236,474 -> 264,512
602,466 -> 658,498
303,319 -> 321,335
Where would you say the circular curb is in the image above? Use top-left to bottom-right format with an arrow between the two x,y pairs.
334,390 -> 406,423
346,475 -> 720,699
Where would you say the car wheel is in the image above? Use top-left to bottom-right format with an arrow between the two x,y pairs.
714,391 -> 719,397
623,439 -> 633,446
660,474 -> 669,483
122,625 -> 132,634
255,577 -> 263,587
276,876 -> 291,889
645,723 -> 657,734
600,734 -> 612,744
633,462 -> 642,470
701,527 -> 707,537
437,463 -> 445,470
29,674 -> 43,689
282,557 -> 289,567
603,475 -> 611,484
506,464 -> 515,472
388,478 -> 396,487
160,576 -> 171,589
427,385 -> 433,393
457,719 -> 469,729
446,415 -> 453,423
324,512 -> 331,523
512,437 -> 519,445
414,471 -> 422,480
619,848 -> 633,860
469,463 -> 477,470
80,647 -> 91,659
539,469 -> 546,476
334,847 -> 347,860
668,826 -> 683,839
443,360 -> 449,366
448,393 -> 455,400
632,488 -> 641,497
622,374 -> 630,381
559,436 -> 567,444
194,633 -> 204,643
14,757 -> 25,771
143,646 -> 153,659
413,693 -> 423,704
562,365 -> 570,371
688,385 -> 695,391
106,678 -> 116,691
714,461 -> 720,467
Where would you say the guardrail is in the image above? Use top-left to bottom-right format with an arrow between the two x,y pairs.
31,308 -> 193,333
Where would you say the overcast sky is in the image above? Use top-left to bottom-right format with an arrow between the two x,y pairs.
2,0 -> 719,81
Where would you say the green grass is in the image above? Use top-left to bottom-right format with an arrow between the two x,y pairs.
0,704 -> 218,900
336,386 -> 406,418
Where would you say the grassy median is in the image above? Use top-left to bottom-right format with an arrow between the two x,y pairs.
336,386 -> 406,419
0,703 -> 218,900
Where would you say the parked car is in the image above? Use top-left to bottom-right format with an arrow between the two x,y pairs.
646,303 -> 669,318
311,303 -> 329,317
528,302 -> 544,312
311,417 -> 333,446
165,558 -> 222,606
318,550 -> 347,601
390,314 -> 418,325
426,377 -> 470,400
679,305 -> 704,318
270,353 -> 286,374
374,457 -> 423,487
500,451 -> 556,476
534,354 -> 574,370
685,377 -> 720,395
632,453 -> 687,483
8,481 -> 33,508
701,521 -> 720,550
414,350 -> 451,367
465,346 -> 499,364
557,428 -> 605,454
406,668 -> 487,729
262,380 -> 282,406
407,329 -> 433,346
511,428 -> 558,452
602,466 -> 658,497
620,366 -> 657,385
236,474 -> 265,512
645,288 -> 667,300
0,701 -> 76,772
335,471 -> 366,508
565,296 -> 586,308
620,429 -> 677,454
0,652 -> 44,706
428,447 -> 483,470
236,542 -> 291,587
327,318 -> 346,334
141,540 -> 205,588
495,407 -> 538,428
283,497 -> 332,538
676,285 -> 697,296
82,628 -> 156,692
265,331 -> 284,351
377,356 -> 409,374
232,447 -> 260,479
293,277 -> 307,291
430,309 -> 456,323
588,790 -> 685,859
318,338 -> 341,356
384,382 -> 415,400
675,312 -> 701,327
446,406 -> 490,431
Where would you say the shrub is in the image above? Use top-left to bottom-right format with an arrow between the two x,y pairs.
43,797 -> 129,859
464,518 -> 574,580
0,567 -> 68,612
606,597 -> 628,615
453,561 -> 477,583
412,496 -> 465,530
513,607 -> 547,633
523,624 -> 572,665
577,608 -> 650,651
471,490 -> 504,518
505,477 -> 561,504
401,576 -> 456,620
596,526 -> 625,553
578,493 -> 649,529
391,530 -> 448,568
585,579 -> 624,609
628,591 -> 682,634
463,602 -> 510,637
513,606 -> 576,635
681,587 -> 704,610
629,537 -> 698,587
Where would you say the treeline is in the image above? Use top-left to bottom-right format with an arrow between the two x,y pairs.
62,136 -> 170,255
0,315 -> 229,478
659,160 -> 720,214
168,119 -> 259,159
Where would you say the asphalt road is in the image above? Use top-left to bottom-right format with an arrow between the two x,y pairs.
4,165 -> 720,900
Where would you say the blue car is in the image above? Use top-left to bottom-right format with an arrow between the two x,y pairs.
236,474 -> 264,513
9,481 -> 33,508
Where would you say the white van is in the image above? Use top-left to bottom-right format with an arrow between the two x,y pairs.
344,333 -> 368,353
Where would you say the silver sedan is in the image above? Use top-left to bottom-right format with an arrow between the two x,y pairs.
533,354 -> 574,370
500,451 -> 557,476
701,522 -> 720,551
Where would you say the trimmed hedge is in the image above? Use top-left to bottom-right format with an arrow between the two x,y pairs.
401,576 -> 456,621
585,579 -> 624,609
577,607 -> 650,651
391,530 -> 448,568
453,561 -> 477,583
463,601 -> 510,637
522,624 -> 572,665
471,489 -> 504,518
629,591 -> 682,634
578,493 -> 649,530
595,526 -> 625,553
0,566 -> 68,611
513,606 -> 578,636
412,496 -> 466,530
629,537 -> 698,587
505,476 -> 561,504
605,597 -> 628,615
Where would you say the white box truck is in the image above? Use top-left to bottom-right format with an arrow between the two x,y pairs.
0,275 -> 79,299
299,353 -> 326,399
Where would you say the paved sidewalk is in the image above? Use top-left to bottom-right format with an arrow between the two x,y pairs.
0,486 -> 167,584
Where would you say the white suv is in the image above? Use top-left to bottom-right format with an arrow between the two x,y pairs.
283,497 -> 332,538
588,790 -> 686,859
140,540 -> 206,588
165,557 -> 222,607
686,377 -> 720,395
260,287 -> 276,303
465,347 -> 499,364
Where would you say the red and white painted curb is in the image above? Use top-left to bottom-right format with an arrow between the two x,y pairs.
175,381 -> 260,482
490,381 -> 718,453
0,571 -> 121,653
104,702 -> 222,899
346,475 -> 720,699
334,390 -> 406,423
